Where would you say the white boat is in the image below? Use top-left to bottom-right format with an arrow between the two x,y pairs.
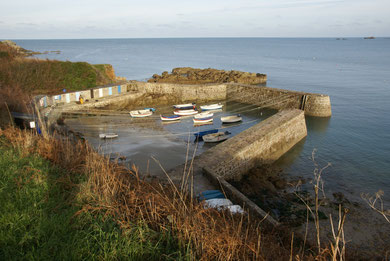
160,115 -> 181,121
221,114 -> 242,124
193,117 -> 213,124
99,133 -> 118,139
173,103 -> 196,110
200,103 -> 223,111
194,112 -> 213,119
130,109 -> 153,118
173,109 -> 198,116
203,131 -> 230,143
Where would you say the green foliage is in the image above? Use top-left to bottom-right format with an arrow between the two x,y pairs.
0,139 -> 187,260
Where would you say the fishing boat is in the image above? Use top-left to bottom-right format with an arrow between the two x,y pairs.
173,109 -> 198,116
200,103 -> 223,111
221,114 -> 242,124
173,103 -> 196,110
130,109 -> 153,118
99,133 -> 118,139
160,115 -> 181,121
193,129 -> 218,139
194,112 -> 213,119
203,131 -> 230,143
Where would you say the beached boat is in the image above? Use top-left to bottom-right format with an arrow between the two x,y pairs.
173,109 -> 198,116
203,131 -> 230,143
160,115 -> 181,121
173,103 -> 196,110
200,103 -> 223,111
194,112 -> 214,119
193,129 -> 218,139
130,109 -> 153,118
221,114 -> 242,124
99,133 -> 118,139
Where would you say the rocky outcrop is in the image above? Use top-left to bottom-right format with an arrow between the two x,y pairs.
148,67 -> 267,85
1,40 -> 41,56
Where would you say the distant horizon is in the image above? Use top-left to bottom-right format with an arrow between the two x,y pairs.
4,36 -> 389,41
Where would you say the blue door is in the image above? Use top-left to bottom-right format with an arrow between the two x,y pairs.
118,85 -> 121,93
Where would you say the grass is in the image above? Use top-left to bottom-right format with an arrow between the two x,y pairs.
0,136 -> 188,260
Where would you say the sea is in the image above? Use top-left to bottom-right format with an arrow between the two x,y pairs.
12,38 -> 390,206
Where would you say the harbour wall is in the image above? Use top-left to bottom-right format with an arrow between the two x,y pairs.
167,109 -> 306,226
37,81 -> 331,118
227,84 -> 332,117
199,109 -> 307,180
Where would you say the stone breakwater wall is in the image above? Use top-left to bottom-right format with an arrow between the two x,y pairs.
131,81 -> 227,102
201,109 -> 307,180
227,84 -> 332,117
37,81 -> 331,118
167,109 -> 306,226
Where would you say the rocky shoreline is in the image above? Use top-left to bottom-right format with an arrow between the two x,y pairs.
148,67 -> 267,85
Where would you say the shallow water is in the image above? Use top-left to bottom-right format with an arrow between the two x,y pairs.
14,37 -> 390,205
65,101 -> 276,176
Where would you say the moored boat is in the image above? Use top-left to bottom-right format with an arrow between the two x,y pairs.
194,112 -> 214,119
173,109 -> 198,116
221,114 -> 242,124
200,103 -> 223,111
99,133 -> 118,139
173,103 -> 196,110
203,131 -> 230,143
130,109 -> 153,118
193,129 -> 218,139
160,115 -> 181,121
193,116 -> 213,124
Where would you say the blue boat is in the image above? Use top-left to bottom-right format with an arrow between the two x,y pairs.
197,190 -> 226,201
193,129 -> 218,139
160,115 -> 181,121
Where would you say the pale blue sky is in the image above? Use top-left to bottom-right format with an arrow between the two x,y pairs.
1,0 -> 389,39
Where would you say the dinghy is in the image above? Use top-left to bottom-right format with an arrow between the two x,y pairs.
130,109 -> 153,118
160,115 -> 181,121
173,103 -> 196,110
194,112 -> 213,119
193,129 -> 218,139
173,109 -> 198,116
99,133 -> 118,139
203,131 -> 230,143
193,117 -> 213,124
221,114 -> 242,124
200,103 -> 223,111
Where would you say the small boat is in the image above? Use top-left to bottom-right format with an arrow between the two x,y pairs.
173,103 -> 196,110
130,109 -> 153,118
194,112 -> 213,119
200,103 -> 223,111
174,109 -> 198,116
160,115 -> 181,121
221,114 -> 242,124
197,190 -> 225,201
193,117 -> 213,124
99,133 -> 118,139
193,129 -> 218,139
203,131 -> 230,143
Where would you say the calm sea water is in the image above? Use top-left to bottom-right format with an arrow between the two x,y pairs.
13,38 -> 390,204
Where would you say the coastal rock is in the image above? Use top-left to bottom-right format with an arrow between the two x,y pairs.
148,67 -> 267,85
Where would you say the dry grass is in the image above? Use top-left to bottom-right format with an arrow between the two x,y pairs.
1,127 -> 297,260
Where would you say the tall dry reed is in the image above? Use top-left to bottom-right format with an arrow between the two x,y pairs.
2,127 -> 294,260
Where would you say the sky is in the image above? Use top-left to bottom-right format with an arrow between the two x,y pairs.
0,0 -> 389,39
